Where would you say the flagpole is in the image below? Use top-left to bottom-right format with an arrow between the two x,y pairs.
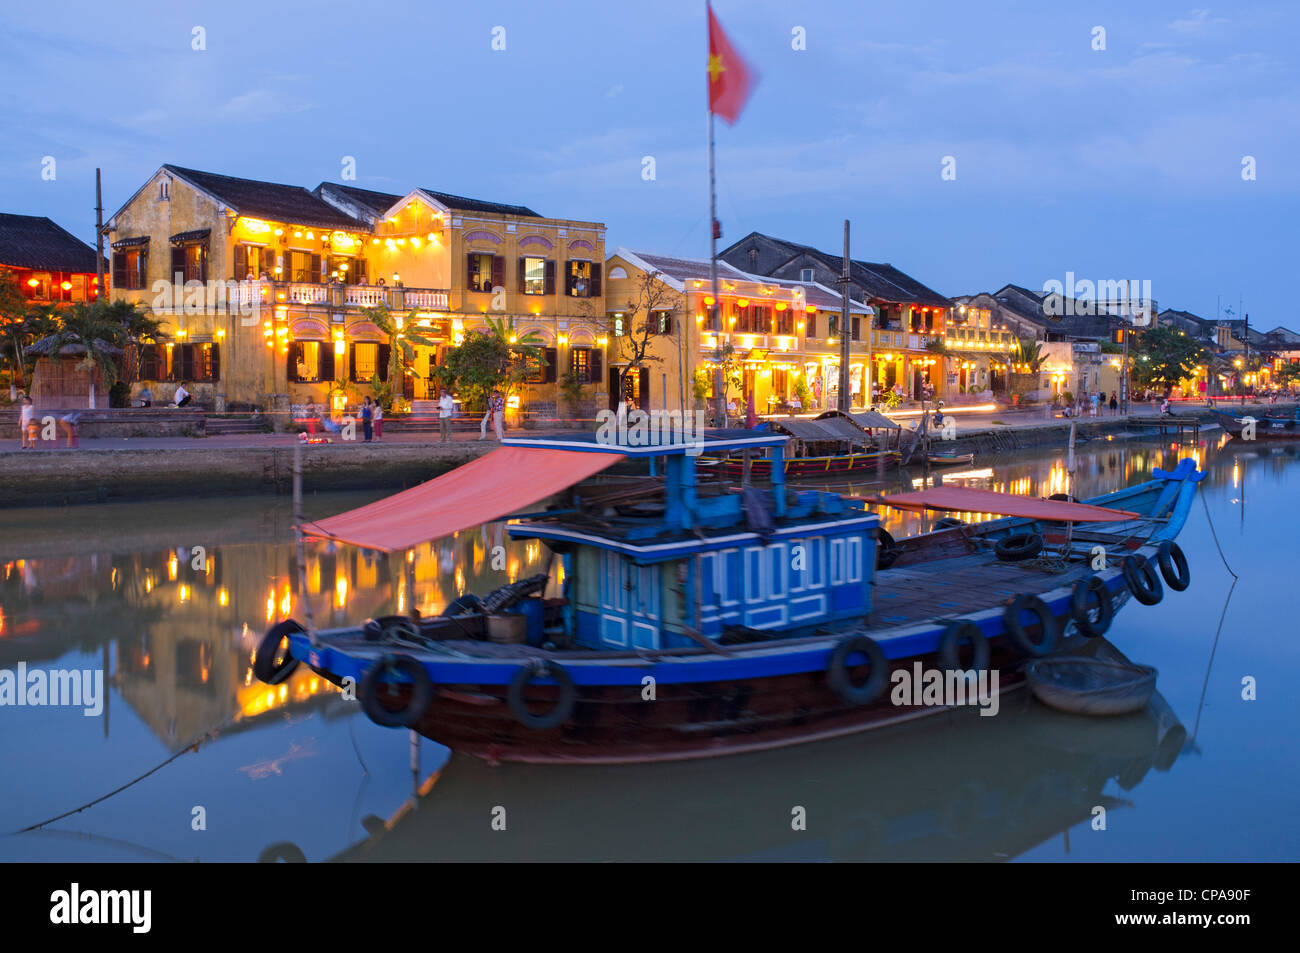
709,99 -> 724,428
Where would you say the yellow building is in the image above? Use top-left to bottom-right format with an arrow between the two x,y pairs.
107,165 -> 605,419
605,249 -> 875,417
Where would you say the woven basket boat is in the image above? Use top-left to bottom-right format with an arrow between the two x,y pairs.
1026,657 -> 1157,716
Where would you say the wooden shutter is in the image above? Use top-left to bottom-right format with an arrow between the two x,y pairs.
807,315 -> 816,338
288,342 -> 300,381
353,258 -> 366,284
233,244 -> 246,280
171,246 -> 185,284
310,254 -> 322,284
112,252 -> 127,289
590,348 -> 602,385
517,257 -> 526,294
138,247 -> 148,289
209,343 -> 220,383
544,259 -> 556,295
543,346 -> 557,383
319,343 -> 334,382
491,255 -> 505,290
377,343 -> 391,381
590,262 -> 602,298
466,254 -> 475,289
199,243 -> 209,283
348,343 -> 357,382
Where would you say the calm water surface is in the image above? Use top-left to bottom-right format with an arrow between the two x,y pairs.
1,432 -> 1297,861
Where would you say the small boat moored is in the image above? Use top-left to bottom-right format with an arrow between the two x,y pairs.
1025,657 -> 1158,716
1211,407 -> 1300,440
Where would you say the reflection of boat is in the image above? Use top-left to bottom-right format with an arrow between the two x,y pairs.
1211,408 -> 1300,440
1026,658 -> 1157,716
329,654 -> 1188,862
264,431 -> 1204,765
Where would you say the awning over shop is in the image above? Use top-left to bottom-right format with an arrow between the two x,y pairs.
867,487 -> 1140,522
300,447 -> 625,552
345,320 -> 385,342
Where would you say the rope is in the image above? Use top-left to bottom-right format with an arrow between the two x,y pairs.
1200,490 -> 1238,580
14,715 -> 235,834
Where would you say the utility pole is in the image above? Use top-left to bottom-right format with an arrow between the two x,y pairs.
708,112 -> 725,427
837,220 -> 851,411
94,169 -> 105,298
1121,327 -> 1130,414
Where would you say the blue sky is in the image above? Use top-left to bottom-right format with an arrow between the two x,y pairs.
1,1 -> 1294,324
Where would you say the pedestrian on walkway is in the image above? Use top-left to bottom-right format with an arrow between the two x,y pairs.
1090,392 -> 1100,417
492,391 -> 506,440
19,395 -> 34,449
1109,391 -> 1118,414
438,388 -> 454,443
373,401 -> 383,440
479,394 -> 493,440
361,396 -> 374,442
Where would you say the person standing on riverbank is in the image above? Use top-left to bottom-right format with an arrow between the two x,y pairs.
492,391 -> 506,440
438,388 -> 454,443
1109,391 -> 1118,414
373,401 -> 383,440
19,395 -> 34,449
361,396 -> 374,442
479,395 -> 493,440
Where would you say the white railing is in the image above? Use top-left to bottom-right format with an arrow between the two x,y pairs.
404,289 -> 449,309
344,285 -> 387,307
287,283 -> 328,304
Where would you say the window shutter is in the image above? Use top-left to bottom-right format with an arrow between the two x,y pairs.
138,247 -> 148,289
234,244 -> 246,280
171,246 -> 185,285
287,343 -> 300,381
564,264 -> 574,297
543,346 -> 557,383
209,344 -> 220,383
319,344 -> 334,382
348,343 -> 357,382
466,254 -> 475,289
517,257 -> 526,293
807,316 -> 816,338
310,254 -> 322,284
569,349 -> 579,377
590,262 -> 602,298
491,255 -> 505,290
377,343 -> 391,382
199,243 -> 209,283
112,252 -> 127,289
544,259 -> 556,295
590,348 -> 602,385
353,258 -> 366,283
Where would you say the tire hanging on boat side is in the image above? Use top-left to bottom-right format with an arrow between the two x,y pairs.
937,619 -> 990,674
826,635 -> 889,706
508,661 -> 578,730
1156,540 -> 1191,591
1122,554 -> 1164,606
875,529 -> 901,570
254,620 -> 304,685
1069,575 -> 1114,638
361,654 -> 434,728
995,533 -> 1044,562
1002,594 -> 1059,656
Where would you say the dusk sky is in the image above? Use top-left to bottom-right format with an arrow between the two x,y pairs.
2,1 -> 1294,324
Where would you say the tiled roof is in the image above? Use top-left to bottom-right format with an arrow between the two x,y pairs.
417,188 -> 541,218
162,165 -> 364,230
0,213 -> 101,273
320,184 -> 403,216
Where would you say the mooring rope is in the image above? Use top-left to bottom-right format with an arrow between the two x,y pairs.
13,715 -> 236,834
1199,490 -> 1238,580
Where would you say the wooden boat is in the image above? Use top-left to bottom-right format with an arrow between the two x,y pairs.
705,447 -> 902,477
926,450 -> 975,467
1211,407 -> 1300,440
258,430 -> 1204,765
1025,658 -> 1157,716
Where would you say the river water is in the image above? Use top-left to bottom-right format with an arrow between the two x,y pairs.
1,431 -> 1296,861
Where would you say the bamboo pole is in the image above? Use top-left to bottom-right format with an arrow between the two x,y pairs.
293,440 -> 318,646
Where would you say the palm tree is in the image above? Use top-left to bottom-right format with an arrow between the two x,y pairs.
28,304 -> 125,408
361,304 -> 439,407
1010,337 -> 1044,372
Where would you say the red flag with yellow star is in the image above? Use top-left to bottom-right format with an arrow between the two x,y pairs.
707,4 -> 755,124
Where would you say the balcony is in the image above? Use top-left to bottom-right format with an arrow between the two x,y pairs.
258,281 -> 449,312
943,327 -> 1013,351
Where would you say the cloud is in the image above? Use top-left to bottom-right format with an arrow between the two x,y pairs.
1170,9 -> 1228,36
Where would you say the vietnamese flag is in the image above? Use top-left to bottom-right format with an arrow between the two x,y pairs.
707,4 -> 756,124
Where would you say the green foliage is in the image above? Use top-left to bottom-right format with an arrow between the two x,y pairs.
879,388 -> 903,410
793,376 -> 812,408
1010,337 -> 1044,370
362,304 -> 438,386
692,369 -> 711,402
558,371 -> 586,414
1130,326 -> 1210,391
441,316 -> 544,411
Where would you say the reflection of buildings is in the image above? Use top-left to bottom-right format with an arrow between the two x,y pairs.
0,522 -> 552,751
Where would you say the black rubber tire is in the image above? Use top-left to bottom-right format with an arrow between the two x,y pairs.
1002,594 -> 1059,656
253,620 -> 304,685
1048,493 -> 1076,502
826,635 -> 889,706
935,517 -> 965,530
1157,540 -> 1191,592
367,615 -> 420,641
995,533 -> 1044,562
508,662 -> 578,730
938,619 -> 990,674
876,528 -> 901,570
1122,554 -> 1164,606
1070,575 -> 1114,638
258,841 -> 307,863
442,594 -> 482,617
361,654 -> 434,728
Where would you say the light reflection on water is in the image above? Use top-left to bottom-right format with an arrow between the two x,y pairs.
1,431 -> 1297,861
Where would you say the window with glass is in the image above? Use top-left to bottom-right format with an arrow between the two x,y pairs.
353,343 -> 378,380
468,253 -> 494,293
521,257 -> 546,295
567,260 -> 591,297
295,342 -> 322,382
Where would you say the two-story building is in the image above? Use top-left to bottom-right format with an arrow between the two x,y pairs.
719,232 -> 951,401
0,212 -> 102,305
106,165 -> 605,417
604,248 -> 873,416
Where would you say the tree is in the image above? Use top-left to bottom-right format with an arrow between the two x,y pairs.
442,316 -> 543,411
1010,337 -> 1044,371
361,304 -> 439,407
0,270 -> 30,394
607,269 -> 679,409
1130,326 -> 1210,394
28,303 -> 125,408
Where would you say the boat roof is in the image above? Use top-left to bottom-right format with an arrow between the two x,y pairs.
816,409 -> 902,431
503,428 -> 787,457
759,418 -> 863,443
868,486 -> 1140,522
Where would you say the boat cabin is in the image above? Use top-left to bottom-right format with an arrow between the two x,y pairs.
503,431 -> 879,651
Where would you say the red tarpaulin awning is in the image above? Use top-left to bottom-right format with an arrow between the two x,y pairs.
301,446 -> 623,551
867,486 -> 1140,522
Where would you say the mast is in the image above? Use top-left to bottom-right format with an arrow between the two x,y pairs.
94,169 -> 105,299
838,220 -> 851,411
709,110 -> 725,426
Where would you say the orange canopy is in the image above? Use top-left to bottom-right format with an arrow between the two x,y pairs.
301,446 -> 623,551
868,486 -> 1140,522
